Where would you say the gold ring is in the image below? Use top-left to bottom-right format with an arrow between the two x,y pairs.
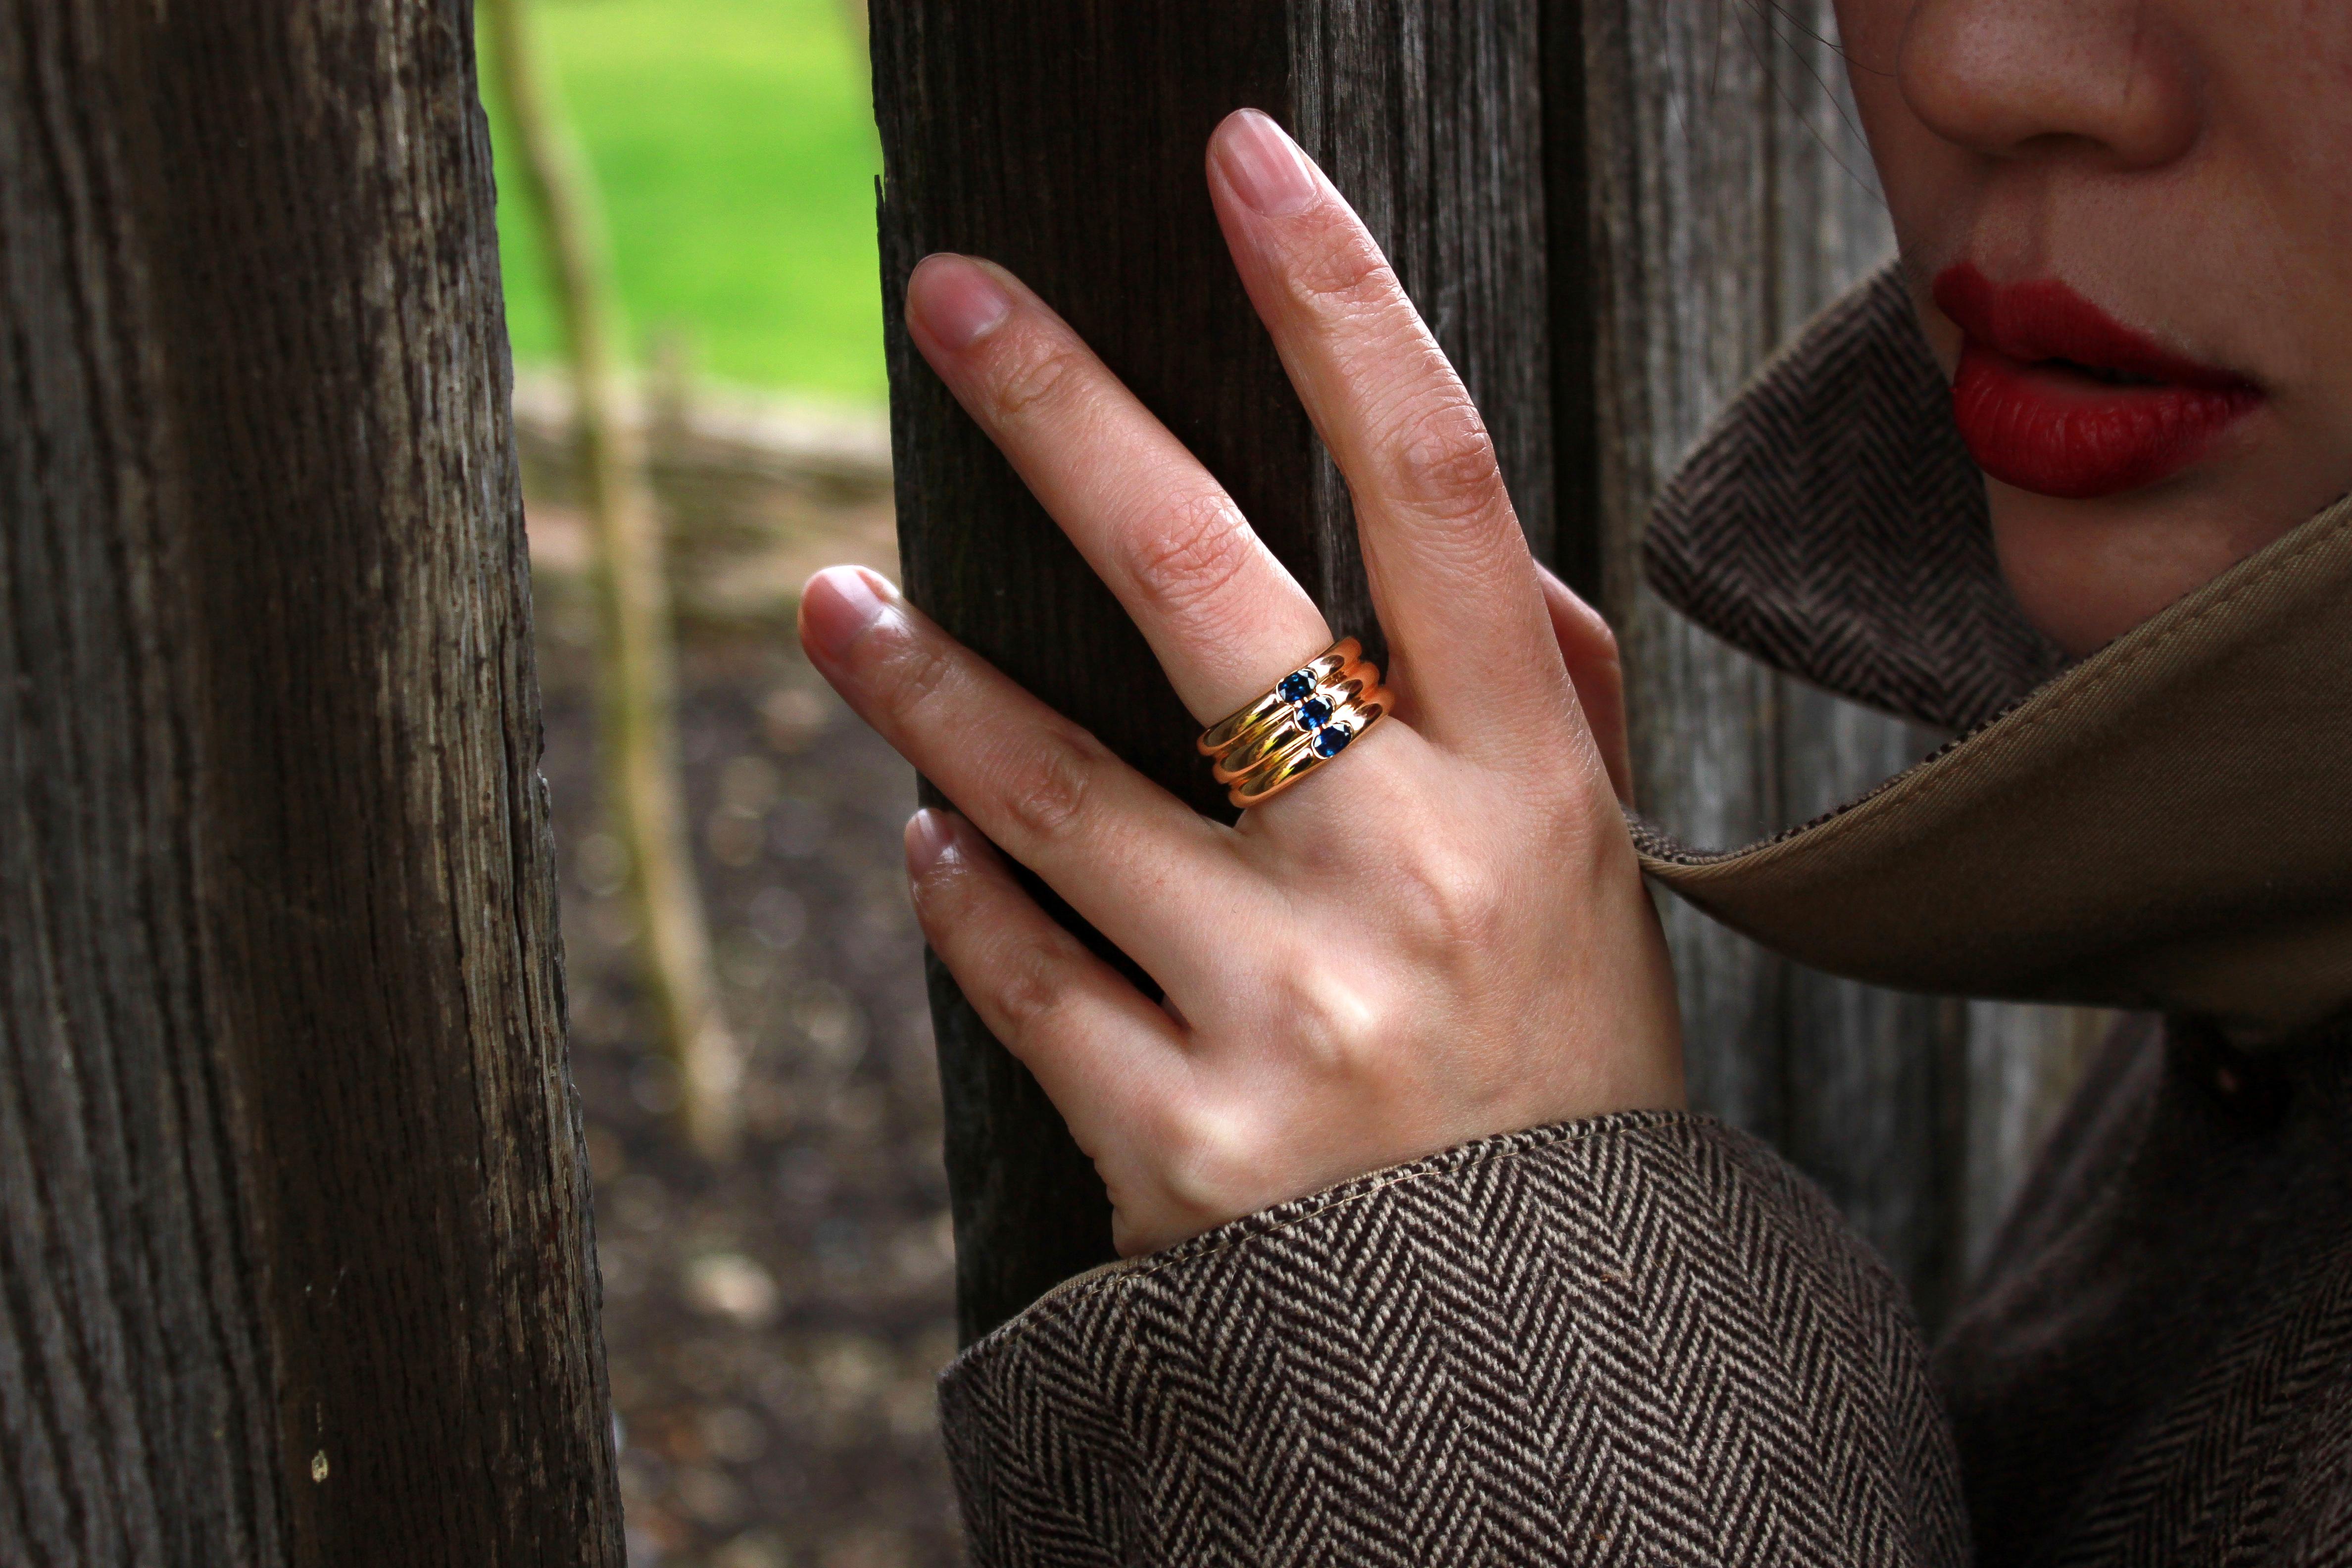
1226,684 -> 1388,807
1197,637 -> 1362,756
1211,673 -> 1379,783
1197,639 -> 1390,808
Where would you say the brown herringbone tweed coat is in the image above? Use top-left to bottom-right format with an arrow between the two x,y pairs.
935,264 -> 2352,1565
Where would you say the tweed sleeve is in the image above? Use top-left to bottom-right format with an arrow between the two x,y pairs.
936,1111 -> 1967,1567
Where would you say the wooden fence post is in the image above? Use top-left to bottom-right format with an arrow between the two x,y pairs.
871,0 -> 1559,1343
0,3 -> 622,1563
873,0 -> 2095,1344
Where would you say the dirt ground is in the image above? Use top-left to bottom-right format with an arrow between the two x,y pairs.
535,588 -> 963,1568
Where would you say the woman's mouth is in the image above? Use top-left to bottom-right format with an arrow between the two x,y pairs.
1933,263 -> 2262,500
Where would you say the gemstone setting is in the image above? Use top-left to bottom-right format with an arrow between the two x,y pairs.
1310,722 -> 1354,759
1276,670 -> 1317,703
1293,695 -> 1334,733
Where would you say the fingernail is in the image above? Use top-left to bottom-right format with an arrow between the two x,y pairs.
800,566 -> 893,663
906,808 -> 959,879
1216,109 -> 1319,217
909,254 -> 1012,350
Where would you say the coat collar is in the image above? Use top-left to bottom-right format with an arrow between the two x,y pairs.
1634,262 -> 2352,1040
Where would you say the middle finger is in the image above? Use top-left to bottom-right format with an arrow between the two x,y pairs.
799,564 -> 1258,988
1206,110 -> 1575,763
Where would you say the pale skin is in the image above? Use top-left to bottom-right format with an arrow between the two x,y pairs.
801,0 -> 2352,1255
1842,0 -> 2352,652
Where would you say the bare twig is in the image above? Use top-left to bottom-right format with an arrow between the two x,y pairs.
482,0 -> 742,1158
837,0 -> 871,77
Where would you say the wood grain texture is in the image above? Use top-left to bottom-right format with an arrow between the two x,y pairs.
1582,0 -> 1789,1145
1755,1 -> 1970,1315
0,3 -> 622,1563
1580,0 -> 1967,1306
1580,0 -> 2088,1316
871,0 -> 1553,1343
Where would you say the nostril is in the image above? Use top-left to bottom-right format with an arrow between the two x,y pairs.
1898,0 -> 2203,170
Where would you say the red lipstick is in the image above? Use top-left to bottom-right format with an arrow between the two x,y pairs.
1933,263 -> 2260,500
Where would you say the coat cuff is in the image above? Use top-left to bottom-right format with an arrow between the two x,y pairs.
939,1111 -> 1966,1567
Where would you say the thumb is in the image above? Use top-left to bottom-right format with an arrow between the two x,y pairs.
1535,562 -> 1632,805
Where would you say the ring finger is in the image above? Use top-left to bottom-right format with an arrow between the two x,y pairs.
799,563 -> 1259,986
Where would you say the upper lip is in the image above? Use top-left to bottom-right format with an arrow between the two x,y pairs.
1931,263 -> 2257,393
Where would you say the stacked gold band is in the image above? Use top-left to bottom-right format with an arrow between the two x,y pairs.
1197,637 -> 1390,808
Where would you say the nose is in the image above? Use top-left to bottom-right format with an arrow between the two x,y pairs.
1898,0 -> 2203,169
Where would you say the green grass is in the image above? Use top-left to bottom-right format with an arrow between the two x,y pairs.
487,0 -> 884,402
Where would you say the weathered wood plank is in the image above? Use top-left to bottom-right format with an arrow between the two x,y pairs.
1753,0 -> 1970,1317
1582,0 -> 1967,1301
1579,0 -> 2092,1314
872,0 -> 1290,1348
1582,0 -> 1794,1145
0,3 -> 621,1562
872,0 -> 1556,1342
875,0 -> 2093,1345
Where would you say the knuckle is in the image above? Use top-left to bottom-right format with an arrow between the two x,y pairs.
1388,843 -> 1512,958
904,851 -> 1086,1054
998,725 -> 1110,846
990,931 -> 1080,1042
1383,393 -> 1506,524
1286,230 -> 1398,314
864,623 -> 956,717
1126,490 -> 1257,619
1282,966 -> 1388,1083
1153,1100 -> 1263,1222
987,337 -> 1088,423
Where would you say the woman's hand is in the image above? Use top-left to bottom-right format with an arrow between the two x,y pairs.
799,109 -> 1681,1256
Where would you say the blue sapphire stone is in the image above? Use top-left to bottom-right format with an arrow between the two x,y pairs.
1293,695 -> 1334,733
1310,722 -> 1354,759
1276,670 -> 1316,703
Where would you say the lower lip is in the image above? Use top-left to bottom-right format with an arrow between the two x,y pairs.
1950,342 -> 2261,501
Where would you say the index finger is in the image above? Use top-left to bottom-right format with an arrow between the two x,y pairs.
904,252 -> 1332,728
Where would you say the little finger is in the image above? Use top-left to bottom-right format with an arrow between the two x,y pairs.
906,808 -> 1187,1147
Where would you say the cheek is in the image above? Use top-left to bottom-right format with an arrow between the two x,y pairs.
1830,0 -> 1905,72
2223,54 -> 2352,392
1833,0 -> 1976,278
1833,0 -> 1910,143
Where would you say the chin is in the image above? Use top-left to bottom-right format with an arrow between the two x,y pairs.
1984,473 -> 2306,658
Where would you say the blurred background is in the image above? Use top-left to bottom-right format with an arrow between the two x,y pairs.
495,0 -> 884,403
484,2 -> 951,1566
